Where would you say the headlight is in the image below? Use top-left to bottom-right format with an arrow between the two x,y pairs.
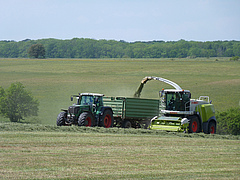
181,118 -> 189,125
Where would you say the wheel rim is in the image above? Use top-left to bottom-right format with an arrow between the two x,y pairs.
104,114 -> 111,128
210,125 -> 215,134
192,121 -> 198,132
86,117 -> 91,127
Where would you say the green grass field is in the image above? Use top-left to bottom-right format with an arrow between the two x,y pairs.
0,58 -> 239,179
0,123 -> 239,179
0,57 -> 239,124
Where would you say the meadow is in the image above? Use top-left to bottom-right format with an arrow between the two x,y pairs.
0,58 -> 239,179
0,57 -> 239,124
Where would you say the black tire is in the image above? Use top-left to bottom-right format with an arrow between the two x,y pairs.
188,116 -> 200,133
122,120 -> 131,128
78,112 -> 95,127
57,112 -> 67,126
99,109 -> 114,128
141,120 -> 150,129
208,121 -> 216,134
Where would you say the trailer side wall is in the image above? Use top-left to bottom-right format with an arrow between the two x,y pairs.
103,97 -> 160,120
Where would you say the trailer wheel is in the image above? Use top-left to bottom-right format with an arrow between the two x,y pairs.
100,109 -> 114,128
208,121 -> 216,134
78,112 -> 95,127
188,116 -> 200,133
57,112 -> 67,126
122,120 -> 131,128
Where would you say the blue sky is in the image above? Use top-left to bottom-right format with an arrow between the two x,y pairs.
0,0 -> 240,42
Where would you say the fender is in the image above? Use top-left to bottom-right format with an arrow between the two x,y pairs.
100,106 -> 113,116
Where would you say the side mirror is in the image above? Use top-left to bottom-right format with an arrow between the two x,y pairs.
159,90 -> 164,97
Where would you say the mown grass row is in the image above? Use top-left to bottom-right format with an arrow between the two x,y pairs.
0,122 -> 239,140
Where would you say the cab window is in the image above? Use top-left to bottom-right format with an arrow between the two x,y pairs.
80,96 -> 94,105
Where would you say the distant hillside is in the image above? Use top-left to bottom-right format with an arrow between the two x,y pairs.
0,38 -> 239,58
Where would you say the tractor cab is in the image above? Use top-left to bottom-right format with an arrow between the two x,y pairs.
160,89 -> 191,111
71,93 -> 104,111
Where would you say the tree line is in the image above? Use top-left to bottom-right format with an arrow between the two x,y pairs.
0,38 -> 240,58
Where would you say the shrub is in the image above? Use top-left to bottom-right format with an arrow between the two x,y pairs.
229,56 -> 239,61
216,107 -> 240,135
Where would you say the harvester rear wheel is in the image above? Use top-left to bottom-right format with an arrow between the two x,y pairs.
208,121 -> 216,134
100,109 -> 114,128
57,112 -> 67,126
78,112 -> 95,127
188,116 -> 200,133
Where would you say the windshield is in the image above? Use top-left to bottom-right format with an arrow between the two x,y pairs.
165,92 -> 190,111
80,96 -> 94,105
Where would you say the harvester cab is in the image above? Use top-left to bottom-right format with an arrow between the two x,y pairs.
135,76 -> 216,134
57,93 -> 114,128
160,89 -> 191,111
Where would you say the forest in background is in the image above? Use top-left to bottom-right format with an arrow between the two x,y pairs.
0,38 -> 240,58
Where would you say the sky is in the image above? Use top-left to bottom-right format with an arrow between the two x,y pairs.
0,0 -> 240,42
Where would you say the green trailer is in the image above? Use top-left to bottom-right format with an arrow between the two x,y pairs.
103,96 -> 160,128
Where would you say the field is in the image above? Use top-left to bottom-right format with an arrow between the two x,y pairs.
0,58 -> 240,179
0,123 -> 239,179
0,57 -> 239,124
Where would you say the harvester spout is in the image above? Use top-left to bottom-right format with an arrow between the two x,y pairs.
134,76 -> 182,98
134,76 -> 153,97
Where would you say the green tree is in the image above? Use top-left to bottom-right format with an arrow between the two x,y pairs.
0,82 -> 39,122
28,44 -> 46,58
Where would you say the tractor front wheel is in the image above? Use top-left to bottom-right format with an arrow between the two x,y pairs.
188,116 -> 200,133
100,109 -> 114,128
57,112 -> 67,126
78,112 -> 95,127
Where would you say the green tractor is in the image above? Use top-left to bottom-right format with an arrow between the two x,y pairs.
134,76 -> 216,134
57,93 -> 114,128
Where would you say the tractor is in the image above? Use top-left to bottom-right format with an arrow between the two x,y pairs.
57,93 -> 114,128
134,76 -> 216,134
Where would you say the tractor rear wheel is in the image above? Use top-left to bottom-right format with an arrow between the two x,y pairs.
57,112 -> 67,126
208,121 -> 216,134
188,116 -> 200,133
100,109 -> 114,128
78,112 -> 95,127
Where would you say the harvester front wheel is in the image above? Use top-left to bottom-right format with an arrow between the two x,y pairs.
188,116 -> 200,133
100,109 -> 114,128
57,112 -> 67,126
208,121 -> 216,134
78,112 -> 95,127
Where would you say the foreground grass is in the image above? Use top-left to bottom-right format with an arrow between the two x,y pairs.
0,123 -> 239,179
